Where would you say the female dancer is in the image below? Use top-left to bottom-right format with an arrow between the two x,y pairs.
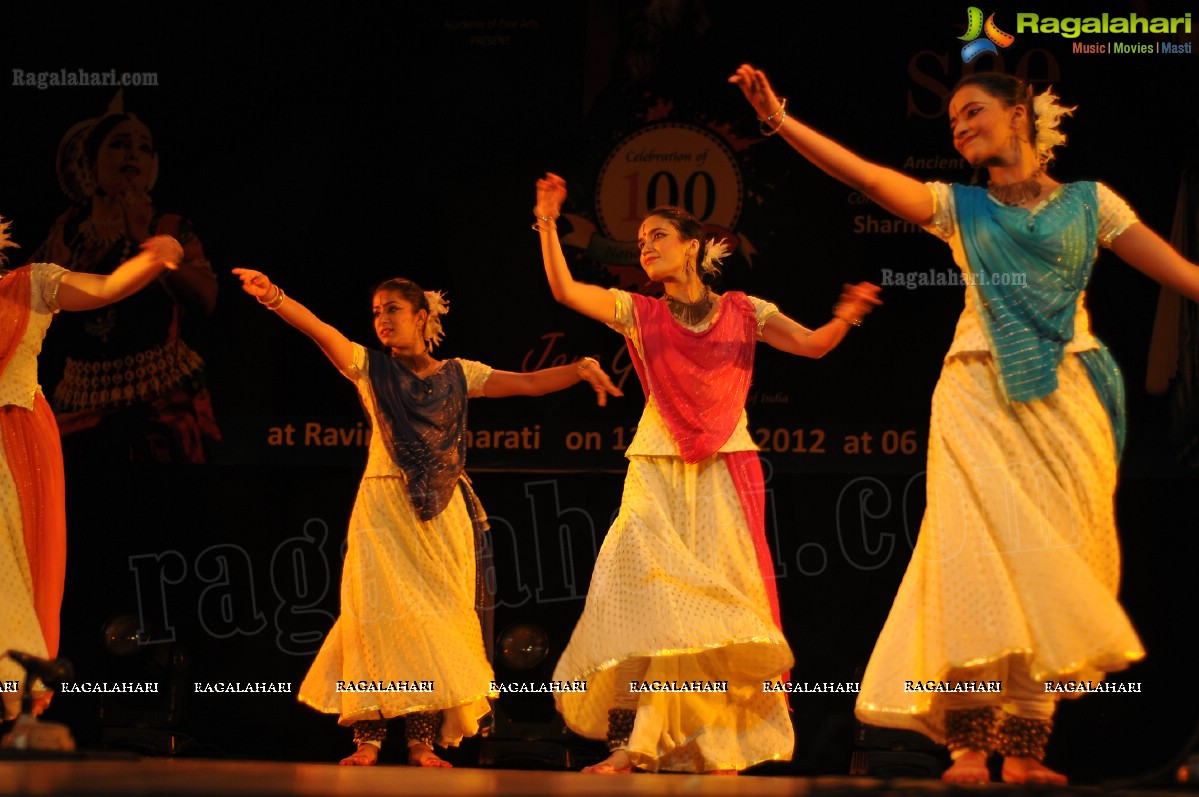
233,268 -> 620,767
533,172 -> 881,774
730,64 -> 1199,784
0,218 -> 182,720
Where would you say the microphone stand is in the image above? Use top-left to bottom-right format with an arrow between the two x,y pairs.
1,662 -> 75,753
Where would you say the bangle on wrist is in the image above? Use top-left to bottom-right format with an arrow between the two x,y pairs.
531,212 -> 560,233
259,284 -> 286,311
576,356 -> 599,378
759,98 -> 788,136
831,304 -> 862,327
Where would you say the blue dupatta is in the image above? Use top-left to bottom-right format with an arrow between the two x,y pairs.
953,182 -> 1126,459
363,351 -> 493,650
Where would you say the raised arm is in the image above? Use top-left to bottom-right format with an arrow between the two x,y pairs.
534,172 -> 618,324
761,282 -> 882,358
232,268 -> 355,372
1109,223 -> 1199,304
729,65 -> 934,227
56,235 -> 183,312
484,356 -> 623,406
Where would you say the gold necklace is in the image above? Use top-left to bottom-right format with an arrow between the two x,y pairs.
664,288 -> 714,326
988,169 -> 1044,207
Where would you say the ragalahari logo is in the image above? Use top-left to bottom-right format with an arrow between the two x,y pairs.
959,7 -> 1015,62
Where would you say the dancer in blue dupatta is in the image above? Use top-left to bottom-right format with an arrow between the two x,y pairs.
731,66 -> 1199,785
233,268 -> 621,768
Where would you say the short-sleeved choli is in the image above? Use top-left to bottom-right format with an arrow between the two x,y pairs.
605,289 -> 775,458
0,263 -> 67,409
343,343 -> 493,477
922,181 -> 1138,357
341,344 -> 493,397
607,288 -> 779,342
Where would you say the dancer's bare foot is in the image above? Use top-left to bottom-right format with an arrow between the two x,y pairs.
942,750 -> 991,784
339,743 -> 379,766
1002,756 -> 1067,785
582,749 -> 633,773
408,743 -> 452,768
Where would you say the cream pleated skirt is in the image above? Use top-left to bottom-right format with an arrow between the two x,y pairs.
299,476 -> 494,747
552,453 -> 794,772
855,353 -> 1145,743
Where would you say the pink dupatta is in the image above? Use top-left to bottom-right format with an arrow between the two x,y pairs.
625,292 -> 784,642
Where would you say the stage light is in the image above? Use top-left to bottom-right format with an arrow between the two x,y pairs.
95,612 -> 192,756
497,624 -> 548,671
101,613 -> 145,658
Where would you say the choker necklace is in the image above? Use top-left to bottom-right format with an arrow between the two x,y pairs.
393,351 -> 435,374
664,288 -> 714,326
988,169 -> 1044,207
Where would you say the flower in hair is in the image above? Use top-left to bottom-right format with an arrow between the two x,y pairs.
0,216 -> 18,265
423,290 -> 449,349
1032,86 -> 1076,167
700,238 -> 731,275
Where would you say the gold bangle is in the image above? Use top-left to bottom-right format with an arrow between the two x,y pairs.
255,284 -> 279,304
576,356 -> 599,378
759,98 -> 787,122
262,285 -> 286,311
759,98 -> 787,136
531,213 -> 559,233
831,305 -> 862,327
761,107 -> 788,137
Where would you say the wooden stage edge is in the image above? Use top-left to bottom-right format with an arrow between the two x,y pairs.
2,756 -> 1198,797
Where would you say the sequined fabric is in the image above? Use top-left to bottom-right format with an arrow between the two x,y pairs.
855,354 -> 1145,744
364,352 -> 470,521
553,293 -> 794,772
856,183 -> 1146,744
298,346 -> 496,747
625,292 -> 756,463
954,182 -> 1100,403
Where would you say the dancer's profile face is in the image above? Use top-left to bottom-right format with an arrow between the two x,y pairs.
95,119 -> 155,197
948,85 -> 1023,168
637,217 -> 695,284
372,290 -> 427,354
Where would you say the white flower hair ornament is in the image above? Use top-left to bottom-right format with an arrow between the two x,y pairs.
700,237 -> 732,276
0,216 -> 18,266
1032,86 -> 1076,168
423,290 -> 449,349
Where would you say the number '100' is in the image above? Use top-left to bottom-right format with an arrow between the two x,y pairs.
626,171 -> 717,221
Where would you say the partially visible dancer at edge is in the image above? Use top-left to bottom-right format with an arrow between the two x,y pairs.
0,217 -> 182,721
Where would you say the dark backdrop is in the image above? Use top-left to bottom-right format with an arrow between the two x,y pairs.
1,0 -> 1196,783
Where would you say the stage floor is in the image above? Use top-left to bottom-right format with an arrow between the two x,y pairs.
1,757 -> 1197,797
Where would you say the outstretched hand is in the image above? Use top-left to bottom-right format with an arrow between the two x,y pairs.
534,172 -> 567,220
729,64 -> 784,122
836,282 -> 883,325
578,359 -> 623,407
141,235 -> 183,271
232,267 -> 274,301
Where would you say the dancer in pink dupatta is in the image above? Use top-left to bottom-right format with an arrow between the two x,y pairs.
533,174 -> 880,774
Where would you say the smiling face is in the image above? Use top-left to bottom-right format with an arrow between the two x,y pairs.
948,85 -> 1029,169
94,118 -> 156,197
372,289 -> 428,355
637,214 -> 698,285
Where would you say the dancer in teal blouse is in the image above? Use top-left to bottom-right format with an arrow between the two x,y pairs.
731,65 -> 1199,785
